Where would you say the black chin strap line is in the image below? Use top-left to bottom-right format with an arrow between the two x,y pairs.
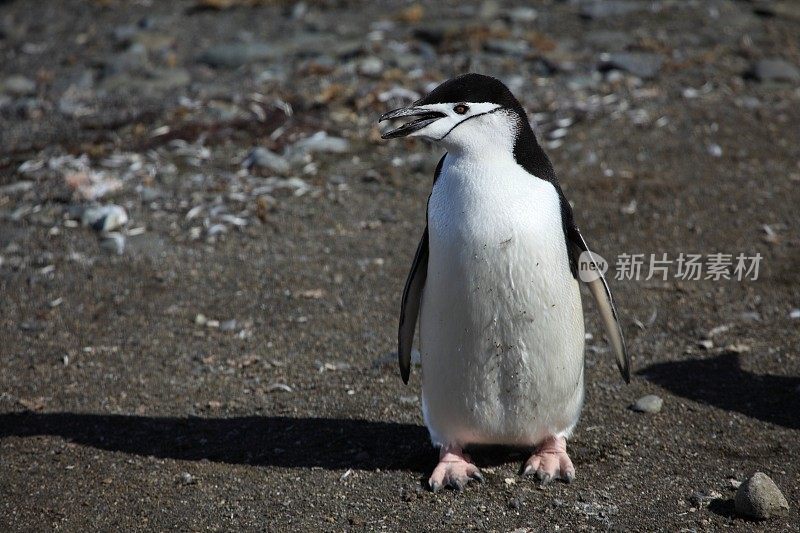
437,106 -> 507,141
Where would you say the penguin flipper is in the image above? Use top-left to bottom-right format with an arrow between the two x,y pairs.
398,227 -> 429,384
568,228 -> 631,383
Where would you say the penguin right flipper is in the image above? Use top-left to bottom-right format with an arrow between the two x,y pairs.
567,227 -> 631,384
397,155 -> 446,384
398,227 -> 429,384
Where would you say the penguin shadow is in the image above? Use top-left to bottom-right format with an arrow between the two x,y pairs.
0,412 -> 432,472
638,352 -> 800,430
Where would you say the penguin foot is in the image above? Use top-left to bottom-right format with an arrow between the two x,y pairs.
522,436 -> 575,485
428,445 -> 483,493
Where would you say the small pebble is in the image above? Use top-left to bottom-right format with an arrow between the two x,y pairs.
735,472 -> 789,520
697,339 -> 714,350
508,497 -> 522,510
99,233 -> 125,255
219,319 -> 237,331
630,394 -> 663,414
82,205 -> 129,232
750,58 -> 800,83
789,309 -> 800,319
2,75 -> 37,96
243,147 -> 290,174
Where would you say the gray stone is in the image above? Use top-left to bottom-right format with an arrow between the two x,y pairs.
751,59 -> 800,82
99,232 -> 125,255
735,472 -> 790,520
292,132 -> 350,154
358,57 -> 384,77
630,394 -> 663,414
508,7 -> 538,22
138,186 -> 163,202
600,52 -> 664,79
2,75 -> 36,96
199,42 -> 274,68
103,43 -> 149,76
243,147 -> 290,174
484,39 -> 530,56
82,205 -> 129,232
580,0 -> 647,19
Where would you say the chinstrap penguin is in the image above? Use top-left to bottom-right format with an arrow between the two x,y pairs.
379,73 -> 630,492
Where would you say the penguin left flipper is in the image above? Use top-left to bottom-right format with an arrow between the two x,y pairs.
398,226 -> 428,384
397,155 -> 446,384
567,226 -> 631,383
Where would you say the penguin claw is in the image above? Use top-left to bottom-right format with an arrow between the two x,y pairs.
523,435 -> 576,485
428,445 -> 482,493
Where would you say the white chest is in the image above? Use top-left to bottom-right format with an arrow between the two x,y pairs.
419,153 -> 585,447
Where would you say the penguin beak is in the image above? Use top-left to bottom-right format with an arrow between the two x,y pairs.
379,106 -> 446,139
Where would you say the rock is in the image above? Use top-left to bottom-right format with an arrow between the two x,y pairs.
0,180 -> 34,195
580,0 -> 647,19
81,205 -> 129,232
357,56 -> 383,77
600,52 -> 664,79
198,42 -> 274,68
790,309 -> 800,319
735,472 -> 789,520
99,232 -> 125,255
697,339 -> 714,350
138,186 -> 163,202
508,7 -> 538,22
103,43 -> 149,76
179,472 -> 196,485
243,147 -> 290,174
630,394 -> 663,414
2,75 -> 36,96
292,132 -> 350,154
484,39 -> 530,56
750,59 -> 800,82
219,319 -> 237,332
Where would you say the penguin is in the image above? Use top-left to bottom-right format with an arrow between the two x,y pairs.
379,73 -> 630,492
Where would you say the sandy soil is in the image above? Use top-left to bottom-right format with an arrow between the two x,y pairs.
1,0 -> 798,531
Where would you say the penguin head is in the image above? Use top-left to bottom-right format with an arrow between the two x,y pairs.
380,73 -> 530,155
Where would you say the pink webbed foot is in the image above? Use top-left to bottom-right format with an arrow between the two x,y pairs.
523,435 -> 575,485
428,445 -> 484,492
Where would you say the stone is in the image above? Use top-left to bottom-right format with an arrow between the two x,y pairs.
580,0 -> 647,19
243,147 -> 290,174
199,42 -> 274,68
99,233 -> 125,255
735,472 -> 790,520
630,394 -> 663,414
81,205 -> 129,232
751,59 -> 800,82
600,52 -> 664,79
292,132 -> 350,154
2,75 -> 36,96
484,39 -> 530,56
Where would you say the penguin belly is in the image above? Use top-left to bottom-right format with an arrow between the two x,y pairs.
419,156 -> 585,448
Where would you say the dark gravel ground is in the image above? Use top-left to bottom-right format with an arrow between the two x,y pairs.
1,0 -> 799,531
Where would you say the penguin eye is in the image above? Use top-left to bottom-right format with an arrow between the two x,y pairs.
453,104 -> 469,115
